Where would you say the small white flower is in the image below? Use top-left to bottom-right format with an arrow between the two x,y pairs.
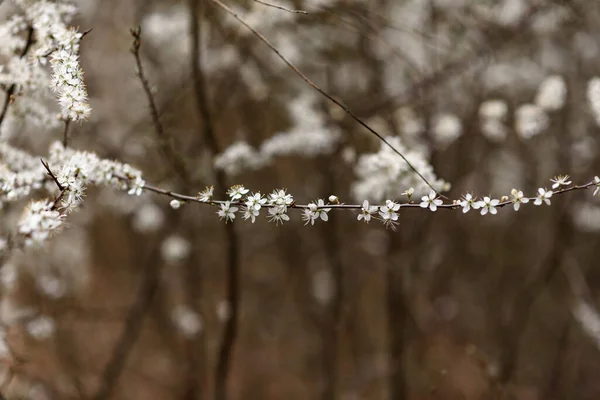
245,192 -> 266,211
170,199 -> 181,209
534,188 -> 553,206
243,206 -> 260,223
302,203 -> 319,226
227,185 -> 249,201
419,190 -> 443,212
268,205 -> 290,225
594,176 -> 600,196
302,199 -> 331,225
379,200 -> 400,226
550,175 -> 571,189
478,196 -> 500,215
217,201 -> 238,222
328,195 -> 339,204
402,187 -> 414,198
315,199 -> 331,221
357,200 -> 378,223
458,193 -> 480,213
510,189 -> 529,211
268,189 -> 294,208
198,186 -> 214,202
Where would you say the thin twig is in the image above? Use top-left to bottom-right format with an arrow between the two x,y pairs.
0,26 -> 35,128
115,173 -> 599,212
129,26 -> 190,184
40,159 -> 64,191
208,0 -> 441,195
253,0 -> 307,14
40,159 -> 68,210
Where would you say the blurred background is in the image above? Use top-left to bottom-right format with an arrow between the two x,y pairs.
2,0 -> 600,399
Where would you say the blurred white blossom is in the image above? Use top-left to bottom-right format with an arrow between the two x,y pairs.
351,136 -> 447,202
171,304 -> 203,338
515,104 -> 549,139
132,202 -> 165,233
25,315 -> 55,340
432,113 -> 462,148
161,235 -> 191,264
535,75 -> 567,111
587,77 -> 600,126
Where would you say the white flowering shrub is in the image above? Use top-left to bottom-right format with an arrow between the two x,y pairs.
0,0 -> 600,399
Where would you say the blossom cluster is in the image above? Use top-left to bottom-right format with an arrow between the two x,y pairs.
14,0 -> 90,121
0,142 -> 145,248
214,93 -> 341,176
351,136 -> 449,202
17,199 -> 64,247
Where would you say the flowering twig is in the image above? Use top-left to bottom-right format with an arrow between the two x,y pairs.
253,0 -> 307,14
113,174 -> 600,229
208,0 -> 442,196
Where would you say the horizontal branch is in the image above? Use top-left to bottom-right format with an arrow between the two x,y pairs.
114,174 -> 599,227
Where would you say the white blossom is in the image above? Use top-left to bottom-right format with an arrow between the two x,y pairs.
515,104 -> 549,139
510,189 -> 529,211
402,187 -> 415,198
478,197 -> 500,215
268,189 -> 294,209
245,192 -> 266,210
217,201 -> 238,222
302,199 -> 331,225
16,0 -> 90,121
260,93 -> 341,160
534,188 -> 553,206
587,77 -> 600,126
420,190 -> 443,212
594,176 -> 600,197
25,315 -> 55,340
267,205 -> 290,225
227,185 -> 249,201
215,141 -> 263,175
479,100 -> 508,120
550,175 -> 571,189
535,75 -> 567,111
198,186 -> 214,202
18,200 -> 64,247
171,304 -> 203,338
357,200 -> 378,223
432,113 -> 462,148
243,206 -> 260,223
170,199 -> 182,209
351,136 -> 448,202
36,275 -> 66,299
379,200 -> 400,226
132,202 -> 164,233
458,193 -> 480,213
161,235 -> 191,263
